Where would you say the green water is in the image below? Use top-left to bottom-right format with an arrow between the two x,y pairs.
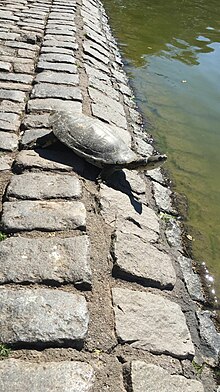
103,0 -> 220,302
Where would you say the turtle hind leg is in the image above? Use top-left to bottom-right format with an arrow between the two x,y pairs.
96,165 -> 117,183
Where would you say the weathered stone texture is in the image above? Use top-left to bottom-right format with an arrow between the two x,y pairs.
0,236 -> 91,287
130,361 -> 204,392
178,255 -> 204,302
31,83 -> 82,100
0,112 -> 20,131
1,200 -> 86,232
14,149 -> 84,173
100,185 -> 159,242
28,98 -> 82,113
113,231 -> 176,289
0,359 -> 94,392
0,288 -> 89,347
0,132 -> 19,151
152,181 -> 176,214
7,172 -> 82,200
35,70 -> 79,85
112,288 -> 195,358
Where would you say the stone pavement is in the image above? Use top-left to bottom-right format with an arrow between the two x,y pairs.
0,0 -> 219,391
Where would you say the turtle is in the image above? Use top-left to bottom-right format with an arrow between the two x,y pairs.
34,111 -> 167,181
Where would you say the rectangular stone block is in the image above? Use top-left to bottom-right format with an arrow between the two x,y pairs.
37,61 -> 77,73
100,185 -> 159,242
130,361 -> 204,392
89,87 -> 127,129
0,89 -> 26,103
0,288 -> 89,348
35,71 -> 79,85
0,132 -> 18,152
28,98 -> 82,113
1,200 -> 86,232
113,231 -> 176,289
31,83 -> 82,101
0,236 -> 91,287
112,288 -> 195,359
7,172 -> 82,200
0,112 -> 20,131
13,149 -> 84,173
0,359 -> 94,392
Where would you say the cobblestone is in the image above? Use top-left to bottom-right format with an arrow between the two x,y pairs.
0,112 -> 20,131
130,361 -> 204,392
0,359 -> 95,392
112,288 -> 195,358
31,83 -> 82,101
27,98 -> 82,113
0,132 -> 19,151
0,236 -> 91,287
0,288 -> 89,348
6,172 -> 82,200
1,200 -> 86,232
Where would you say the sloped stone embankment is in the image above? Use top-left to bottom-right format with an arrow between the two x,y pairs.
0,0 -> 219,391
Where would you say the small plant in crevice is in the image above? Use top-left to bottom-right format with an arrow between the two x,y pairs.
0,343 -> 11,358
0,232 -> 7,241
192,360 -> 204,376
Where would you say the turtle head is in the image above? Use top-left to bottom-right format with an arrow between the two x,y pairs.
132,154 -> 167,172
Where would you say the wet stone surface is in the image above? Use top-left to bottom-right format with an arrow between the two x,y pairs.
0,359 -> 95,392
0,288 -> 89,348
0,236 -> 92,287
112,288 -> 195,359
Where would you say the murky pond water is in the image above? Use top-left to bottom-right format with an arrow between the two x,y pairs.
103,0 -> 220,302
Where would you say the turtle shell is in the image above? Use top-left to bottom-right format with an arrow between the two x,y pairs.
49,112 -> 136,168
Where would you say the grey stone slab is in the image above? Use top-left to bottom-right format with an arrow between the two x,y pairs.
0,89 -> 26,103
84,25 -> 107,47
48,13 -> 75,20
0,32 -> 20,40
39,53 -> 76,63
0,154 -> 13,171
165,218 -> 183,251
0,359 -> 94,392
0,70 -> 33,83
1,200 -> 86,232
0,236 -> 91,287
0,132 -> 18,152
5,41 -> 39,51
134,137 -> 154,157
17,48 -> 36,58
44,34 -> 75,42
28,98 -> 82,113
100,185 -> 159,242
31,83 -> 82,101
0,288 -> 89,348
41,46 -> 77,54
83,42 -> 109,65
0,10 -> 19,21
13,149 -> 84,173
112,288 -> 195,358
0,81 -> 32,92
43,40 -> 78,51
197,310 -> 220,366
0,112 -> 20,131
20,128 -> 51,147
35,70 -> 79,85
13,62 -> 35,74
22,113 -> 50,129
145,167 -> 166,185
152,182 -> 177,214
130,361 -> 204,392
7,172 -> 82,200
113,231 -> 176,289
87,72 -> 119,101
178,255 -> 204,302
0,61 -> 12,72
37,61 -> 77,73
84,54 -> 110,74
46,28 -> 76,36
89,87 -> 127,129
0,100 -> 25,115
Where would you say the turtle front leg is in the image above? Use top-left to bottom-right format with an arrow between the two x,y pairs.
96,164 -> 116,183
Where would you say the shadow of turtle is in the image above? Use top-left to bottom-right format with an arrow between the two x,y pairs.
35,143 -> 143,214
